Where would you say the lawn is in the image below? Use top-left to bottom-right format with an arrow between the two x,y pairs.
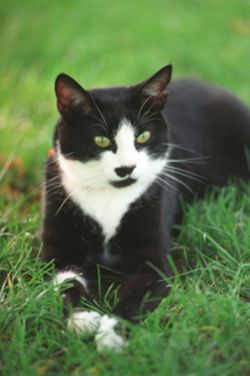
0,0 -> 250,375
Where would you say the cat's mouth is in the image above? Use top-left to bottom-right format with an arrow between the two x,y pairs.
110,177 -> 137,188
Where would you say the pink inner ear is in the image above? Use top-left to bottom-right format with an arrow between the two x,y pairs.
57,83 -> 73,106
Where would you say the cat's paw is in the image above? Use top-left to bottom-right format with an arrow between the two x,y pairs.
53,271 -> 88,291
67,311 -> 128,352
95,315 -> 127,353
67,310 -> 102,335
53,271 -> 89,307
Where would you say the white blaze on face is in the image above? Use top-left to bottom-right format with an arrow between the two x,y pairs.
114,119 -> 138,167
101,118 -> 138,181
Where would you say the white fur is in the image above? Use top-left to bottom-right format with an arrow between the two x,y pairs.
110,118 -> 139,168
53,271 -> 88,291
67,311 -> 127,352
57,119 -> 167,250
67,310 -> 102,335
95,315 -> 127,353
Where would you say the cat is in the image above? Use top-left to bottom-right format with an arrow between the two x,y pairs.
41,64 -> 250,350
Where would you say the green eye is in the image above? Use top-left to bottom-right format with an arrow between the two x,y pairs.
94,136 -> 111,148
136,130 -> 151,144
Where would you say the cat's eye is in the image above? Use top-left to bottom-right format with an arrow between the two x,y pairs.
136,130 -> 151,144
94,136 -> 111,148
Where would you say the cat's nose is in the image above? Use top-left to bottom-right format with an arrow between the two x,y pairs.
114,165 -> 136,178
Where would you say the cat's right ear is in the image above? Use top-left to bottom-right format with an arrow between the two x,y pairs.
55,74 -> 93,116
134,64 -> 172,111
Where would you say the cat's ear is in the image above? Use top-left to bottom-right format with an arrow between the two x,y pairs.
55,74 -> 93,115
135,64 -> 172,110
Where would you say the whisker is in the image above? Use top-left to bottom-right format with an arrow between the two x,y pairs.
137,94 -> 158,121
89,122 -> 110,133
42,180 -> 61,190
41,176 -> 60,186
35,177 -> 61,195
150,169 -> 194,194
154,175 -> 179,192
142,116 -> 162,124
89,95 -> 108,128
167,156 -> 210,165
161,170 -> 203,185
43,184 -> 63,195
88,113 -> 105,124
163,167 -> 206,183
44,156 -> 58,167
154,179 -> 172,193
165,165 -> 204,179
84,176 -> 107,190
49,173 -> 109,212
163,142 -> 203,155
140,110 -> 161,123
162,173 -> 194,193
55,190 -> 77,216
145,172 -> 178,193
60,152 -> 78,158
53,175 -> 102,215
148,175 -> 172,193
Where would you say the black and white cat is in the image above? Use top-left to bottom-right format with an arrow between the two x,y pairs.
41,65 -> 250,350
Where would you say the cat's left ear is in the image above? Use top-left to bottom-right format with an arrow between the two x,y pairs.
55,74 -> 93,116
135,64 -> 172,110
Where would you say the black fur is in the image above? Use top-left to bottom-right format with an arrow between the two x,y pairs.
41,65 -> 250,321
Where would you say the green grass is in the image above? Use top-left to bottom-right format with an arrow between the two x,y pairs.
0,1 -> 250,375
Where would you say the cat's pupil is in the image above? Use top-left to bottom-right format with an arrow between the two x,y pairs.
94,136 -> 111,148
136,130 -> 151,144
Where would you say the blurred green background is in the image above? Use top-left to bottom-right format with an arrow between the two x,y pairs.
0,0 -> 250,187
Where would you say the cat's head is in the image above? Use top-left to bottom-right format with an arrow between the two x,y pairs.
55,65 -> 172,190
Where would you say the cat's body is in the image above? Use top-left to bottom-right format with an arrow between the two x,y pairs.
42,66 -> 250,324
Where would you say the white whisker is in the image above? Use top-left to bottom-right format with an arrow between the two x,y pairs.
137,95 -> 158,121
55,188 -> 79,216
162,167 -> 205,184
154,175 -> 179,192
167,156 -> 210,165
162,172 -> 194,193
165,165 -> 204,179
145,172 -> 178,193
88,122 -> 110,133
89,95 -> 108,127
163,142 -> 203,155
140,110 -> 162,124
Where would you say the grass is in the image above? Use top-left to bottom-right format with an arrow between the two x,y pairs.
0,0 -> 250,375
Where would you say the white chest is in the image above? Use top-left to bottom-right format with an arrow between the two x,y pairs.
61,174 -> 146,243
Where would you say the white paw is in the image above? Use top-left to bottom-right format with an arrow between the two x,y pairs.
53,271 -> 88,291
67,311 -> 101,335
95,315 -> 127,353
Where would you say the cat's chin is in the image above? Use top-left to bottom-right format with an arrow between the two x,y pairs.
110,178 -> 137,188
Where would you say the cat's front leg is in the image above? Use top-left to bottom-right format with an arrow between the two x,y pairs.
53,267 -> 127,352
52,268 -> 103,336
114,261 -> 171,322
53,269 -> 90,309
